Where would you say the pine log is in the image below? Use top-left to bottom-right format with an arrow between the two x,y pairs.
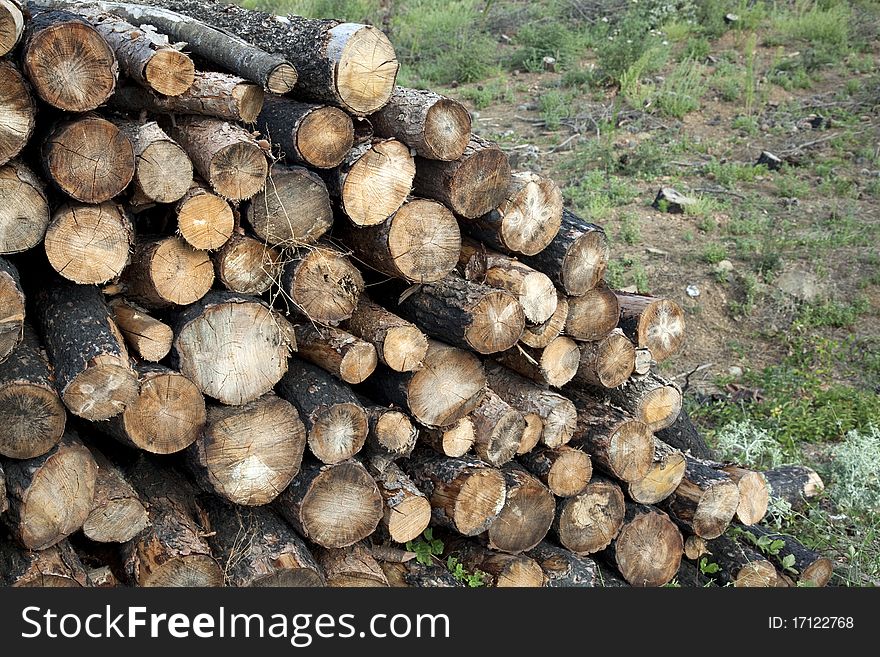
0,61 -> 35,166
616,292 -> 686,363
0,325 -> 66,459
419,417 -> 475,458
0,255 -> 24,361
172,291 -> 292,405
655,405 -> 712,459
2,431 -> 97,549
518,445 -> 592,498
108,299 -> 173,362
43,202 -> 133,285
0,539 -> 89,586
111,119 -> 193,204
328,139 -> 415,227
293,323 -> 377,385
487,464 -> 555,554
69,7 -> 194,96
723,465 -> 769,526
101,364 -> 205,454
82,446 -> 149,544
337,198 -> 460,282
763,465 -> 824,508
519,208 -> 609,296
175,181 -> 235,251
517,412 -> 544,455
275,458 -> 382,549
318,543 -> 388,587
121,456 -> 224,586
281,242 -> 364,324
459,238 -> 557,323
493,337 -> 580,388
405,450 -> 506,536
276,359 -> 367,465
663,454 -> 741,539
364,405 -> 417,465
121,235 -> 213,308
393,273 -> 525,354
363,340 -> 486,428
704,534 -> 777,587
739,525 -> 832,587
568,389 -> 655,483
485,363 -> 576,448
345,296 -> 427,373
369,460 -> 431,544
201,496 -> 324,587
35,278 -> 138,420
573,328 -> 635,389
110,72 -> 262,122
604,372 -> 683,432
22,8 -> 117,111
627,438 -> 687,504
0,0 -> 24,56
554,476 -> 625,555
42,115 -> 135,203
214,233 -> 281,295
257,96 -> 354,169
633,347 -> 653,375
187,394 -> 305,506
0,160 -> 48,254
609,503 -> 683,587
462,171 -> 563,256
413,134 -> 511,219
564,281 -> 620,341
245,164 -> 332,247
380,560 -> 462,588
468,388 -> 524,467
521,292 -> 567,349
170,116 -> 268,201
452,542 -> 544,587
528,542 -> 598,587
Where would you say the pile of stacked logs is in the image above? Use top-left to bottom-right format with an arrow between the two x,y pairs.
0,0 -> 833,588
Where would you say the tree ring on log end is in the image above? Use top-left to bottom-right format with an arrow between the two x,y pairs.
496,557 -> 545,587
0,63 -> 35,166
502,174 -> 564,256
407,343 -> 485,427
387,494 -> 432,544
121,371 -> 205,454
266,63 -> 298,95
148,237 -> 214,306
388,199 -> 460,283
250,569 -> 324,587
210,141 -> 268,201
451,148 -> 511,219
693,481 -> 740,539
382,325 -> 428,373
636,383 -> 682,431
63,360 -> 138,421
608,420 -> 655,483
298,107 -> 354,169
541,336 -> 580,387
342,140 -> 414,226
0,383 -> 66,459
424,98 -> 472,161
137,139 -> 193,204
144,48 -> 195,97
177,189 -> 234,250
333,25 -> 398,115
736,560 -> 777,587
140,554 -> 224,587
453,468 -> 506,535
309,403 -> 368,464
465,291 -> 525,354
562,231 -> 609,296
615,511 -> 682,586
290,248 -> 363,324
640,299 -> 686,363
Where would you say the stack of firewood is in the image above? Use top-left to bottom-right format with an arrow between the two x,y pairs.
0,0 -> 833,588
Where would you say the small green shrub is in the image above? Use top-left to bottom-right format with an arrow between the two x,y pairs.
712,419 -> 788,469
827,426 -> 880,514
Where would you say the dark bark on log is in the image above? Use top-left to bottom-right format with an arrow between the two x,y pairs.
518,445 -> 592,498
318,543 -> 388,586
703,534 -> 778,587
379,559 -> 463,587
662,454 -> 740,539
553,476 -> 625,555
0,538 -> 89,586
763,465 -> 824,508
0,461 -> 6,514
0,61 -> 36,166
486,463 -> 555,554
467,388 -> 523,467
738,524 -> 833,587
0,160 -> 48,254
594,561 -> 630,587
257,95 -> 353,169
527,542 -> 598,587
368,460 -> 431,544
0,255 -> 25,362
655,404 -> 712,458
82,445 -> 149,544
450,540 -> 544,587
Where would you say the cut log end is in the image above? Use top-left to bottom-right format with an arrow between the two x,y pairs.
210,141 -> 268,201
606,420 -> 655,483
517,412 -> 543,455
82,497 -> 149,544
521,293 -> 567,349
0,271 -> 23,361
424,417 -> 475,457
694,481 -> 741,539
0,1 -> 24,57
547,448 -> 593,498
500,173 -> 564,256
286,247 -> 364,324
466,290 -> 525,355
387,199 -> 460,283
565,283 -> 620,341
0,383 -> 66,459
424,98 -> 472,160
563,230 -> 609,296
639,299 -> 686,362
615,510 -> 683,587
335,25 -> 398,115
628,442 -> 687,505
630,378 -> 683,432
177,186 -> 235,251
557,480 -> 625,555
371,409 -> 417,455
0,63 -> 35,167
216,235 -> 282,295
519,272 -> 559,325
386,494 -> 432,545
147,237 -> 214,306
266,62 -> 299,95
144,48 -> 196,97
342,140 -> 415,226
309,403 -> 368,465
576,330 -> 636,389
63,360 -> 139,421
726,468 -> 770,526
734,560 -> 778,587
382,325 -> 429,373
488,468 -> 555,554
297,106 -> 355,168
453,468 -> 507,536
452,148 -> 511,219
541,336 -> 580,387
0,161 -> 49,253
136,139 -> 193,204
407,342 -> 485,428
141,555 -> 224,587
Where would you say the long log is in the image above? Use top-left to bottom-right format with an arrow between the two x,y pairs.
108,298 -> 173,362
564,282 -> 620,341
663,454 -> 741,539
0,539 -> 89,587
468,388 -> 524,467
462,171 -> 563,256
318,543 -> 388,587
518,445 -> 592,498
616,292 -> 686,363
363,340 -> 486,428
101,364 -> 205,454
0,255 -> 24,362
337,197 -> 460,282
451,542 -> 544,587
0,160 -> 48,254
293,323 -> 377,385
604,372 -> 683,432
345,296 -> 427,373
257,96 -> 354,169
0,325 -> 66,459
35,277 -> 138,420
487,464 -> 555,554
763,465 -> 824,508
281,242 -> 364,325
492,337 -> 580,388
22,7 -> 117,111
121,456 -> 224,586
0,61 -> 35,166
528,542 -> 598,587
187,393 -> 305,506
520,292 -> 567,349
111,119 -> 193,204
121,235 -> 213,308
737,525 -> 833,587
519,208 -> 609,296
704,534 -> 777,587
276,359 -> 367,465
369,460 -> 431,544
627,438 -> 687,504
723,465 -> 769,526
172,291 -> 292,405
214,233 -> 282,295
554,476 -> 625,555
42,115 -> 135,203
405,450 -> 506,536
275,458 -> 383,549
419,417 -> 475,458
245,164 -> 332,247
82,446 -> 149,544
170,116 -> 267,201
485,363 -> 576,448
201,496 -> 324,587
2,431 -> 97,549
175,181 -> 235,251
608,503 -> 683,587
0,0 -> 24,56
573,328 -> 635,389
655,405 -> 712,459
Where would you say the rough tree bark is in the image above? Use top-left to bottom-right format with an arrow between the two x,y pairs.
492,337 -> 580,389
0,539 -> 89,587
627,438 -> 687,505
467,388 -> 524,467
528,542 -> 598,587
368,460 -> 431,544
257,96 -> 354,169
762,465 -> 824,508
293,324 -> 377,386
604,372 -> 683,432
419,417 -> 475,458
345,296 -> 428,373
318,543 -> 388,587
